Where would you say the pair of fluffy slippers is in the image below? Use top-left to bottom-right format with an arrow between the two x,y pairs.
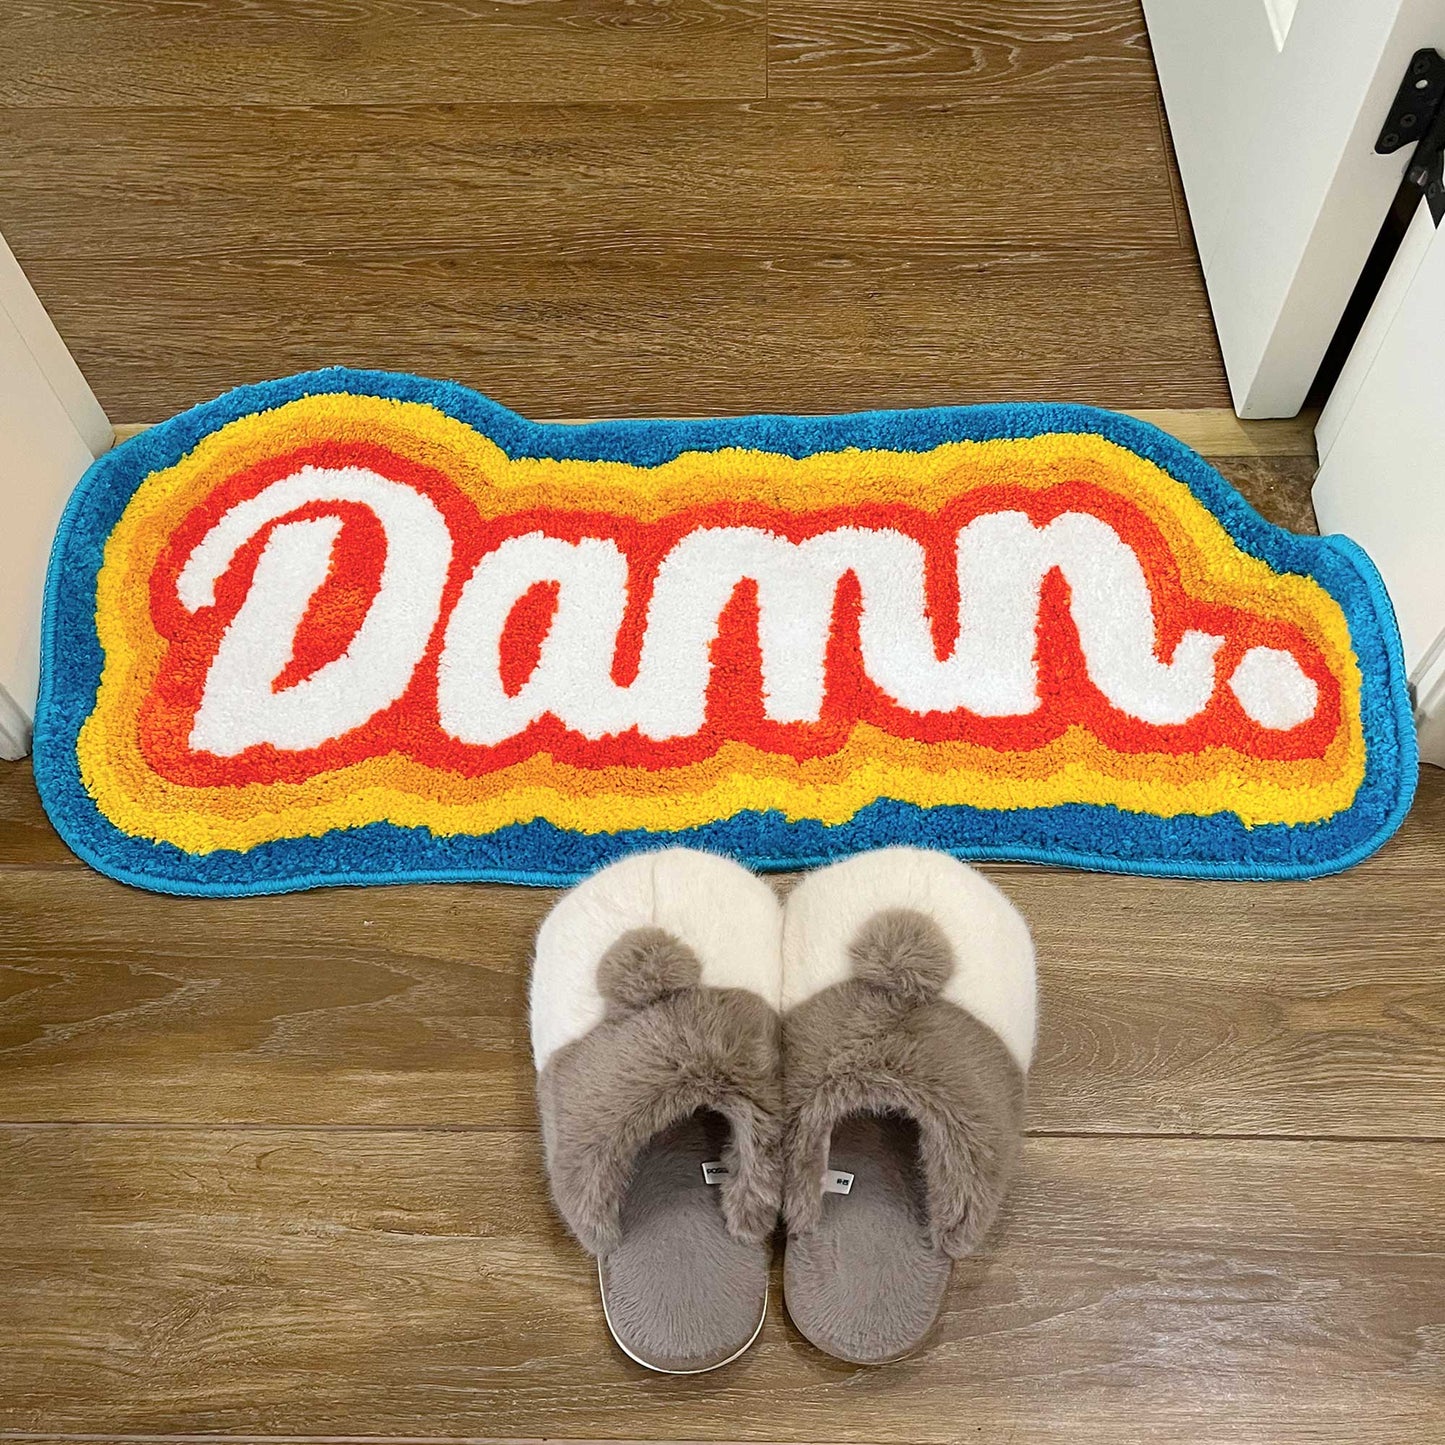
531,846 -> 1037,1371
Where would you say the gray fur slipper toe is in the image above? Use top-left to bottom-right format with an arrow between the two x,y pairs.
531,848 -> 784,1373
779,847 -> 1037,1364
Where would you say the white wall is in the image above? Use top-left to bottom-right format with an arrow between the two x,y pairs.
0,233 -> 111,759
1314,203 -> 1445,764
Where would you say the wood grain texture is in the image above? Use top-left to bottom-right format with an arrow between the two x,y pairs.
0,759 -> 70,866
0,88 -> 1233,418
1,1127 -> 1441,1441
18,244 -> 1226,421
2,766 -> 1441,1136
0,0 -> 769,107
4,8 -> 1427,1438
109,408 -> 1323,456
769,0 -> 1153,99
1130,409 -> 1320,458
0,99 -> 1178,260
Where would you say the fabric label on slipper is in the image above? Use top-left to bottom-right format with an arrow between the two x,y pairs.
701,1161 -> 731,1185
33,369 -> 1417,893
822,1169 -> 855,1196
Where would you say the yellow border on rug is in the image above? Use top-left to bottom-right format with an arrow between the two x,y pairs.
77,393 -> 1367,854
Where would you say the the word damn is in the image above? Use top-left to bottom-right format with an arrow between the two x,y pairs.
170,464 -> 1323,759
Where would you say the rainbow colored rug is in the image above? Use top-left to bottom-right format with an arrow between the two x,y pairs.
34,369 -> 1416,894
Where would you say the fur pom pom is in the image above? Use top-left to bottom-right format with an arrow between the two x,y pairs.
847,907 -> 955,1007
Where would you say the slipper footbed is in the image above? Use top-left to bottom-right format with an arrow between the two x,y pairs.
599,1108 -> 770,1373
782,1110 -> 951,1364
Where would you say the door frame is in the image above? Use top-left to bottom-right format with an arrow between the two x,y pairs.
1145,0 -> 1445,418
0,232 -> 111,759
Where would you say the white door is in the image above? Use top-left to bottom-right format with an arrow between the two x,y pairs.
1313,202 -> 1445,764
0,233 -> 111,759
1144,0 -> 1445,418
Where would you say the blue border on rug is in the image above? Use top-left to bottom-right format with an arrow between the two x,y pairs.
32,367 -> 1419,894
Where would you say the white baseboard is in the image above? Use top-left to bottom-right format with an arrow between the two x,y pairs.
1414,644 -> 1445,769
0,684 -> 31,761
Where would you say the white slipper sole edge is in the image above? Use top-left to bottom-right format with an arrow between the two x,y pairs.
599,1261 -> 768,1374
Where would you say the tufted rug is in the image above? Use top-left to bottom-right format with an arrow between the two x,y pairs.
33,368 -> 1417,893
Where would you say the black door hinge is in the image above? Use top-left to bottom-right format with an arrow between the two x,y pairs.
1378,48 -> 1445,225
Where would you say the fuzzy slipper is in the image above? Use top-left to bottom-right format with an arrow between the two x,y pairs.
779,847 -> 1037,1364
531,847 -> 784,1373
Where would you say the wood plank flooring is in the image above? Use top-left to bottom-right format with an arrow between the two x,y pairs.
769,0 -> 1156,99
2,432 -> 1442,1441
1,3 -> 1441,1441
0,0 -> 773,107
0,1 -> 1227,421
3,1130 -> 1440,1440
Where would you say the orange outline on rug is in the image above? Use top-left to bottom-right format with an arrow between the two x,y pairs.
80,393 -> 1366,855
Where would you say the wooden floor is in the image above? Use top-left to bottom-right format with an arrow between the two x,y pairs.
2,3 -> 1443,1443
0,0 -> 1231,422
